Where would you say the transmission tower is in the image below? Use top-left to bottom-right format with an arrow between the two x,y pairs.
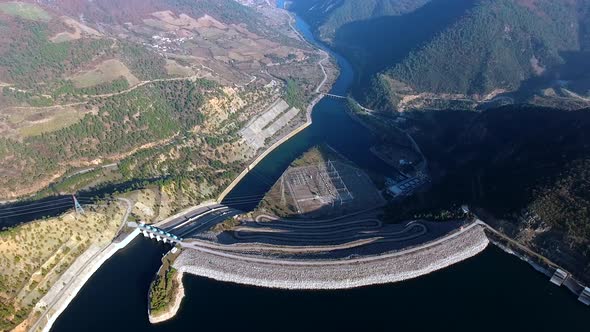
72,195 -> 85,215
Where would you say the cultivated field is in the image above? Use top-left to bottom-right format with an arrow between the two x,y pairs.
0,105 -> 90,139
0,2 -> 51,21
50,17 -> 101,43
70,59 -> 140,88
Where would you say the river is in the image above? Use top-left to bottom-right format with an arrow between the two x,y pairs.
50,3 -> 587,331
221,2 -> 396,211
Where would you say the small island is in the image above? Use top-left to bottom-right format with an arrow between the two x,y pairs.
148,248 -> 184,324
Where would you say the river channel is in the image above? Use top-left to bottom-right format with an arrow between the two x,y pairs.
50,3 -> 587,331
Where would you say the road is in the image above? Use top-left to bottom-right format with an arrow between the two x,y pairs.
157,204 -> 241,238
4,75 -> 204,111
178,220 -> 483,267
280,4 -> 330,94
63,163 -> 118,180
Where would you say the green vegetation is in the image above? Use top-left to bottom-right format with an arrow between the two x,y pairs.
53,78 -> 130,97
0,303 -> 28,331
212,217 -> 240,233
368,0 -> 581,110
149,267 -> 178,314
18,111 -> 86,138
120,43 -> 168,81
0,79 -> 218,196
149,253 -> 179,315
0,2 -> 51,21
0,203 -> 124,330
530,159 -> 590,248
1,87 -> 53,106
290,144 -> 347,167
388,0 -> 578,95
284,78 -> 305,110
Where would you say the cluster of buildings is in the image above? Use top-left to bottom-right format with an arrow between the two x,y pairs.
148,34 -> 193,53
385,172 -> 429,197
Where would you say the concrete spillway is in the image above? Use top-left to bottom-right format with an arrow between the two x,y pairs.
139,224 -> 182,244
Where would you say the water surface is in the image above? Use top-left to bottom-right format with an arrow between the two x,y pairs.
52,238 -> 587,331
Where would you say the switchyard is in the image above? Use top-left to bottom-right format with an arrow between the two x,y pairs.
278,160 -> 385,217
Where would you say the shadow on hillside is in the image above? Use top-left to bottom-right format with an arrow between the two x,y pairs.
333,0 -> 475,91
509,50 -> 590,102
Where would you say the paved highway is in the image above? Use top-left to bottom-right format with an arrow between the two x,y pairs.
179,221 -> 484,267
158,204 -> 241,238
232,214 -> 427,245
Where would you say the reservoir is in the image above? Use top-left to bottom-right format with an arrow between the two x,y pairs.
51,238 -> 587,331
51,3 -> 587,331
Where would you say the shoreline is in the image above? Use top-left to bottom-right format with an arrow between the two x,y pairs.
475,218 -> 590,305
216,85 -> 326,202
140,225 -> 489,322
31,229 -> 140,332
217,3 -> 333,203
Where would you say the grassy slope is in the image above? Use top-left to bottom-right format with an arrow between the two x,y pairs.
0,203 -> 123,331
0,2 -> 51,21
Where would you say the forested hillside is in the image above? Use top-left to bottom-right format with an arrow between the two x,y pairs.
0,1 -> 328,329
291,0 -> 590,111
289,0 -> 431,41
0,0 -> 323,199
290,0 -> 466,92
387,106 -> 590,280
379,0 -> 581,103
0,79 -> 218,195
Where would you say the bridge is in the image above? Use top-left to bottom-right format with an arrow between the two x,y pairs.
322,93 -> 346,99
135,203 -> 242,245
319,93 -> 375,113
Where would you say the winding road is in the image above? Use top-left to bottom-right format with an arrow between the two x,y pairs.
232,213 -> 427,246
179,221 -> 481,267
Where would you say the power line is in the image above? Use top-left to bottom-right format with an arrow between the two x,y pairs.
0,197 -> 72,210
0,204 -> 75,219
222,194 -> 266,203
0,196 -> 93,210
0,202 -> 75,216
73,195 -> 85,215
247,170 -> 276,187
0,197 -> 96,215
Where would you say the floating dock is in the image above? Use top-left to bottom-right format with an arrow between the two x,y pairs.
578,287 -> 590,306
549,268 -> 568,286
